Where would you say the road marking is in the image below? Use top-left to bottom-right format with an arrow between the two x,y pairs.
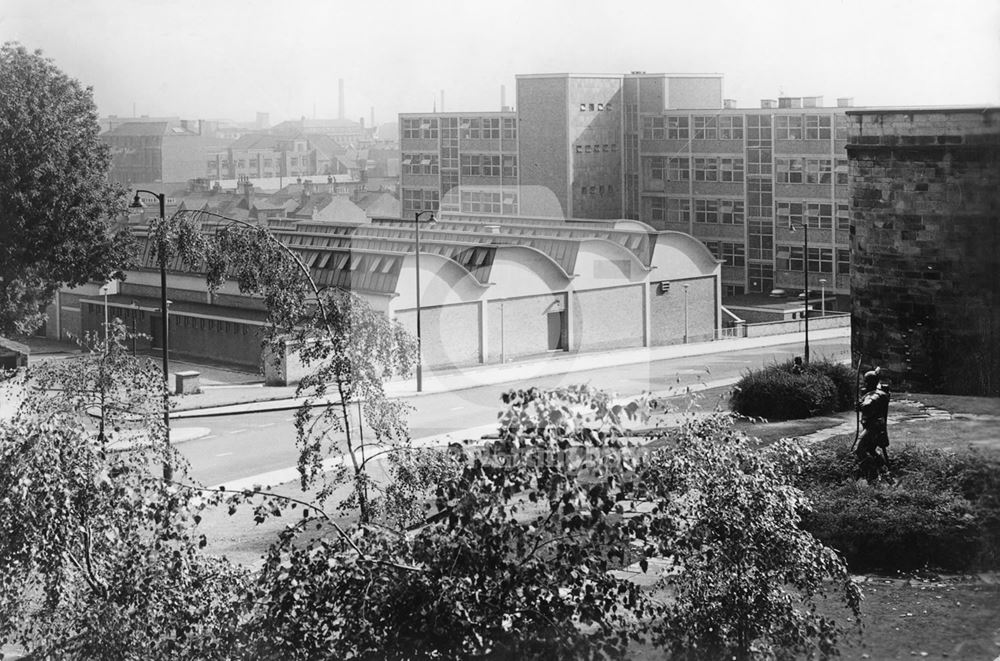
216,452 -> 233,457
227,429 -> 246,435
202,435 -> 217,441
450,406 -> 465,411
259,422 -> 276,428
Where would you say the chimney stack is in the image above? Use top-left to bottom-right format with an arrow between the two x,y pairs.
338,79 -> 345,120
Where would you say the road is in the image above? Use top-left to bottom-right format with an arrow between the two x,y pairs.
175,336 -> 849,486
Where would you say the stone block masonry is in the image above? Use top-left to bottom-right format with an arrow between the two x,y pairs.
847,107 -> 1000,396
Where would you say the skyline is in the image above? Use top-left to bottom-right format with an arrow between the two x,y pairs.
4,0 -> 999,126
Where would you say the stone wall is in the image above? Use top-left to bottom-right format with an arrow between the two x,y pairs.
848,108 -> 1000,396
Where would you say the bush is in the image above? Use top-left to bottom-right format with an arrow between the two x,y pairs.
804,360 -> 856,411
730,362 -> 838,420
797,438 -> 1000,571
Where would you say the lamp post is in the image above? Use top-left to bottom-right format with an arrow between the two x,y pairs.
789,220 -> 810,364
819,278 -> 827,316
129,189 -> 172,481
682,283 -> 690,344
413,210 -> 436,392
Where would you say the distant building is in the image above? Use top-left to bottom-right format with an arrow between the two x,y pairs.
46,214 -> 721,380
270,118 -> 365,146
399,72 -> 854,298
102,121 -> 229,186
848,106 -> 1000,396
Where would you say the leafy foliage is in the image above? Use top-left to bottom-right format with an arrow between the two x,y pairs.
730,360 -> 844,420
647,415 -> 862,660
0,328 -> 252,659
798,437 -> 1000,571
0,43 -> 132,335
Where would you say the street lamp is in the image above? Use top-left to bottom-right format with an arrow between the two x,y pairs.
819,278 -> 827,316
129,189 -> 172,481
682,284 -> 690,344
413,210 -> 436,392
789,220 -> 810,364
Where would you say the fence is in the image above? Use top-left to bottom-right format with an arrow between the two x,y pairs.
717,312 -> 851,340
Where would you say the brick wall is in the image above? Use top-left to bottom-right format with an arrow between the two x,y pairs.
571,285 -> 644,352
649,276 -> 717,345
848,108 -> 1000,396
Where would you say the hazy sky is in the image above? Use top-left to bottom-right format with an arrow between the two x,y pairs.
4,0 -> 999,126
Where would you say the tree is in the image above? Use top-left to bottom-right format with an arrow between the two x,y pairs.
0,42 -> 131,336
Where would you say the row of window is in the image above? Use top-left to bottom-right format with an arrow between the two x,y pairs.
777,201 -> 851,231
775,246 -> 851,275
403,117 -> 517,141
402,153 -> 439,175
208,156 -> 307,169
460,189 -> 518,215
575,143 -> 619,155
402,188 -> 439,212
775,158 -> 848,185
649,156 -> 745,183
642,115 -> 747,141
579,102 -> 614,112
173,315 -> 251,335
651,197 -> 745,225
775,115 -> 833,140
460,154 -> 518,178
310,252 -> 397,274
580,183 -> 617,197
703,241 -> 747,267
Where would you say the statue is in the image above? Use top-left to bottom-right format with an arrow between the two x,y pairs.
855,367 -> 890,480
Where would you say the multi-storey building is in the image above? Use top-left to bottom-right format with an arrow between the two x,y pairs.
399,72 -> 854,299
650,97 -> 853,297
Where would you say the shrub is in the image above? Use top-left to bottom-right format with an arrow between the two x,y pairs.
804,360 -> 856,411
730,363 -> 838,420
797,438 -> 1000,571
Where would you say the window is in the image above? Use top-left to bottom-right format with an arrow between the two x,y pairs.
580,103 -> 587,112
836,203 -> 850,231
776,157 -> 804,184
695,198 -> 719,223
460,154 -> 479,176
482,118 -> 501,139
481,155 -> 501,177
402,118 -> 421,139
402,188 -> 439,213
724,284 -> 746,296
776,115 -> 803,140
502,155 -> 517,178
597,103 -> 604,111
402,153 -> 439,175
650,197 -> 666,221
668,157 -> 689,181
777,201 -> 803,228
693,116 -> 718,139
719,116 -> 744,140
748,179 -> 773,217
693,157 -> 718,182
776,245 -> 804,271
642,116 -> 665,140
805,158 -> 832,184
585,145 -> 592,154
419,118 -> 438,139
207,160 -> 217,170
667,116 -> 689,139
805,202 -> 833,229
667,198 -> 690,223
837,248 -> 851,275
461,190 -> 503,214
805,114 -> 832,140
460,117 -> 482,139
721,242 -> 746,267
835,159 -> 849,185
650,157 -> 666,181
835,115 -> 850,141
704,240 -> 720,258
719,157 -> 744,182
502,117 -> 517,140
808,247 -> 834,273
720,199 -> 745,225
747,148 -> 772,175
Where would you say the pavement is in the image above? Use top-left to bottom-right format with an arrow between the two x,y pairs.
19,327 -> 850,430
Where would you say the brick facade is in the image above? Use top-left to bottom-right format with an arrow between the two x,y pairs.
847,107 -> 1000,396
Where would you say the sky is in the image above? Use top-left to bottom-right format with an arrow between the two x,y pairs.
3,0 -> 999,126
